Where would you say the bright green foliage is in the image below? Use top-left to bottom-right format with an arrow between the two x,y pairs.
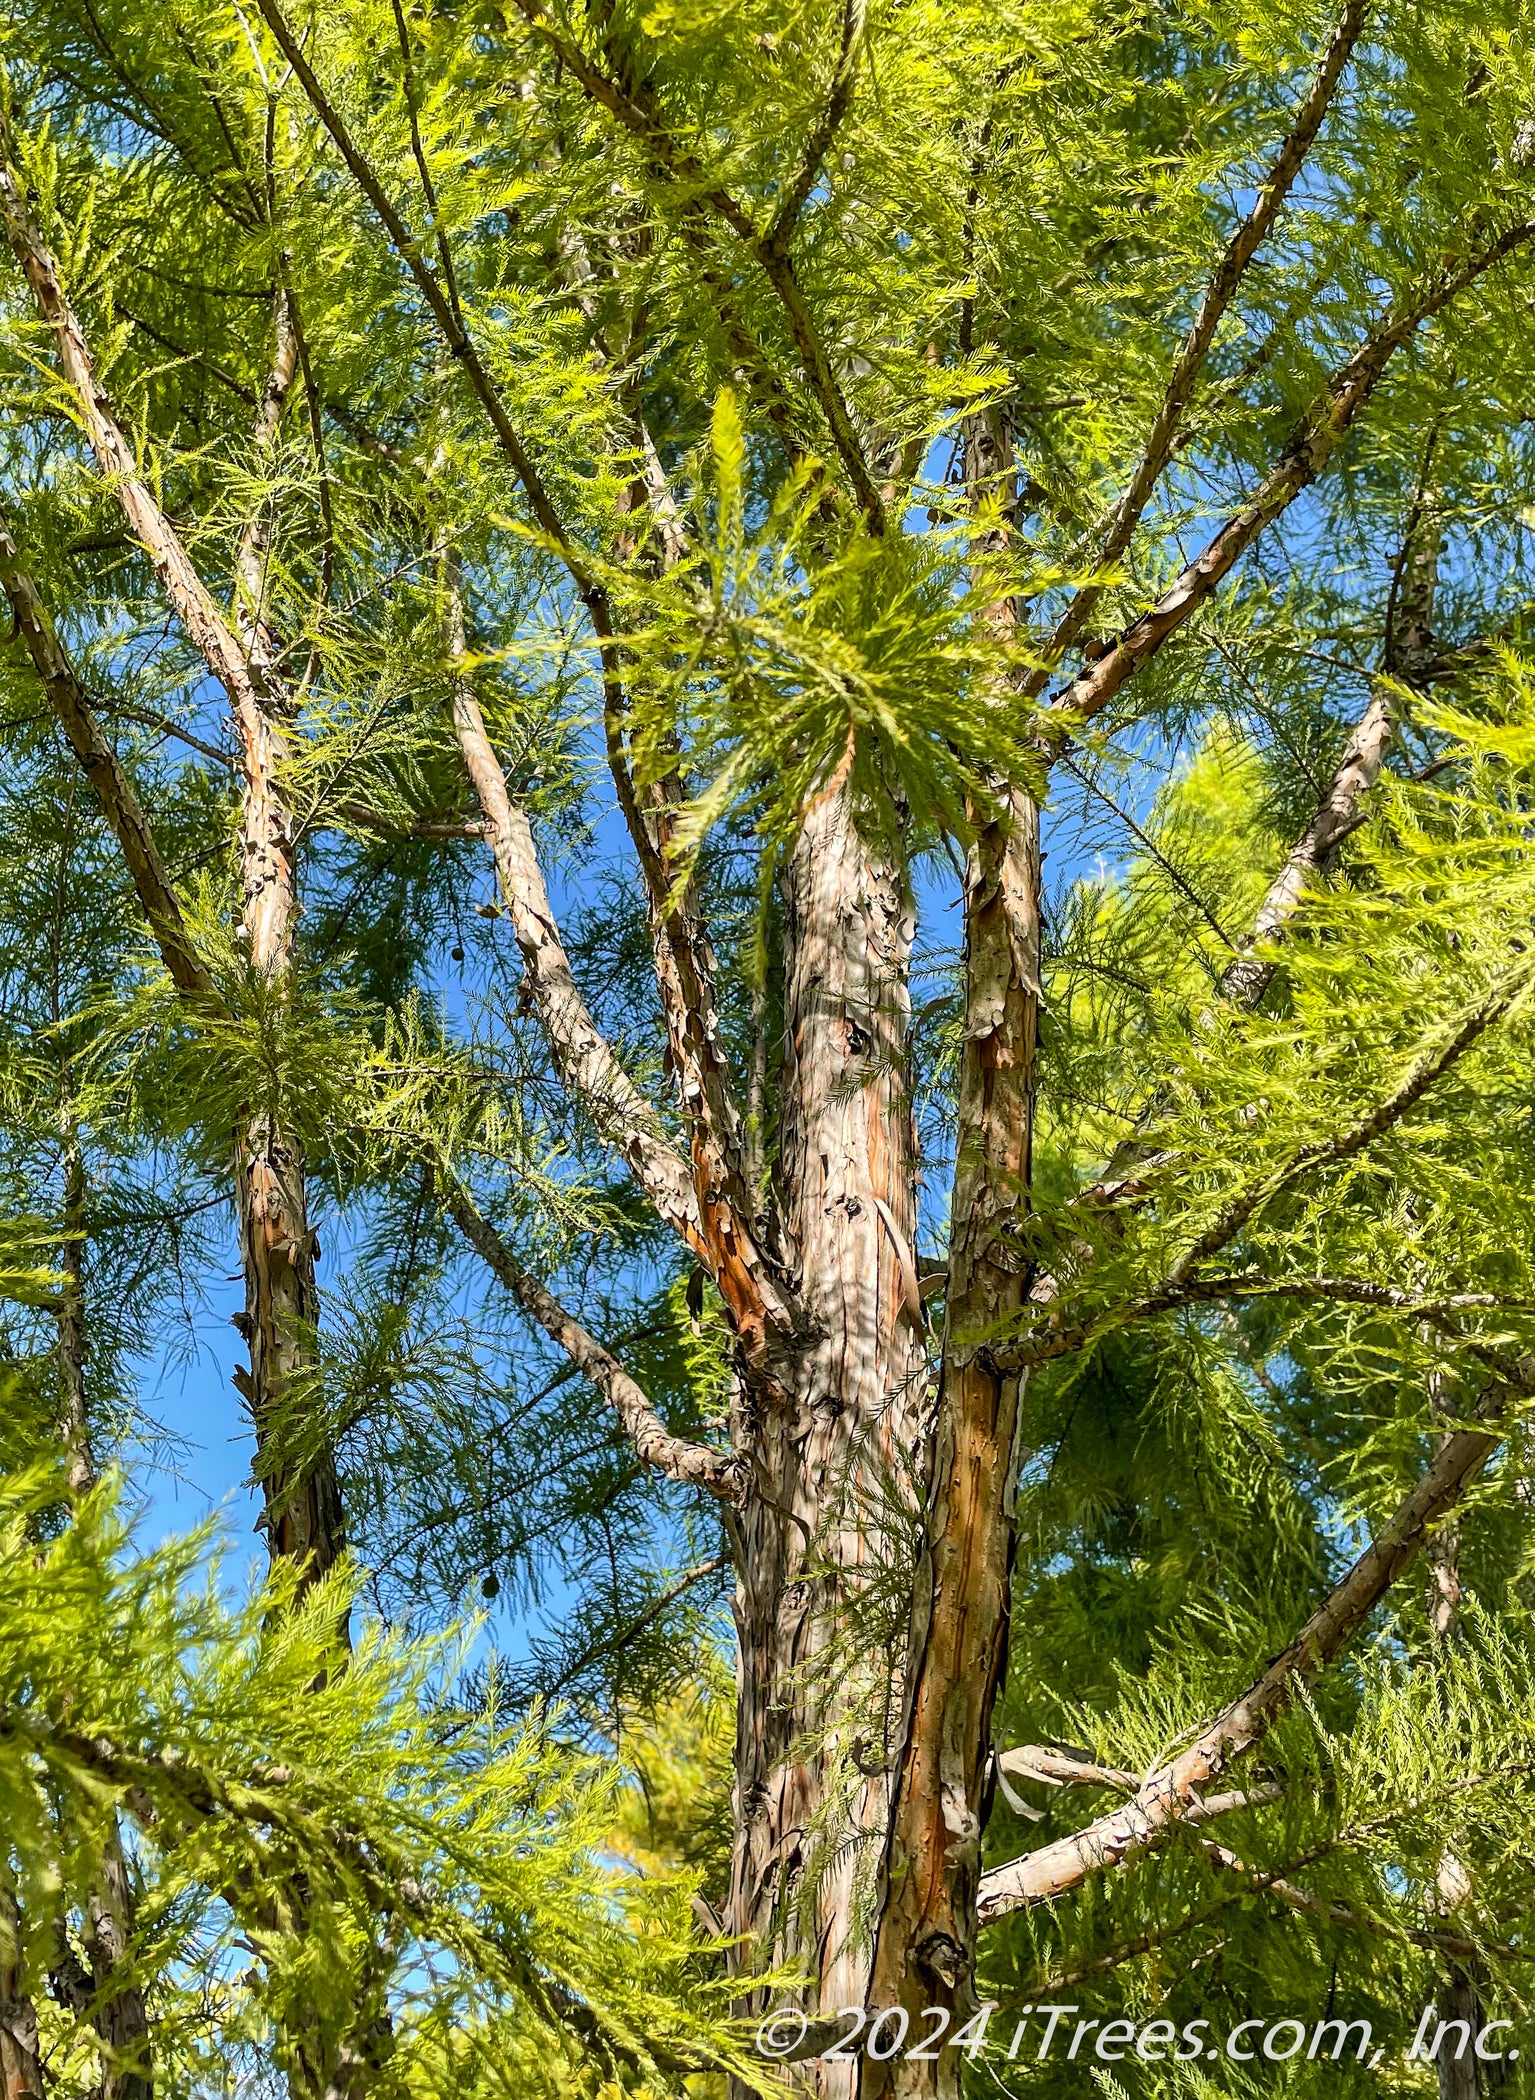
0,1453 -> 760,2097
2,0 -> 1535,2091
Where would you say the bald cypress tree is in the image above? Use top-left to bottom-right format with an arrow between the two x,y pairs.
3,0 -> 1535,2095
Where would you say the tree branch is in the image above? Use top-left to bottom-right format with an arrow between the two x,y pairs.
0,123 -> 291,838
441,573 -> 791,1376
504,0 -> 887,529
1044,0 -> 1371,671
1036,1822 -> 1522,1992
253,23 -> 779,1347
445,662 -> 696,1237
252,0 -> 596,585
1154,971 -> 1526,1296
1219,679 -> 1397,1005
438,1170 -> 748,1503
1195,1835 -> 1522,1965
763,0 -> 863,255
1042,221 -> 1535,737
976,1383 -> 1517,1923
0,512 -> 218,1005
1222,446 -> 1443,1005
1001,973 -> 1528,1372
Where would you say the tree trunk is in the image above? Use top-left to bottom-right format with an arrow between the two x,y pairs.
728,765 -> 926,2095
0,1887 -> 44,2100
231,289 -> 344,1590
234,1128 -> 339,1577
865,787 -> 1039,2099
56,1134 -> 154,2100
78,1836 -> 151,2100
865,405 -> 1041,2098
1431,1963 -> 1507,2100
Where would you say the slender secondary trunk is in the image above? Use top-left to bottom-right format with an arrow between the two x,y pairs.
231,290 -> 344,1587
866,408 -> 1041,2098
0,154 -> 343,1591
728,762 -> 925,2095
0,1885 -> 44,2100
56,1134 -> 154,2100
75,1838 -> 151,2100
864,789 -> 1039,2097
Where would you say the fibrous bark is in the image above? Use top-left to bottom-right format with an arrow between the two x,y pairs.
0,150 -> 343,1588
866,407 -> 1041,2099
728,763 -> 925,2094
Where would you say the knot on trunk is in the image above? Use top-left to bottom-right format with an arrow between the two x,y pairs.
915,1931 -> 966,1990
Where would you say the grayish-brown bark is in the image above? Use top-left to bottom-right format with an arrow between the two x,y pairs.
0,1887 -> 45,2100
727,759 -> 926,2094
1221,481 -> 1442,1005
1046,227 -> 1530,735
0,148 -> 344,1588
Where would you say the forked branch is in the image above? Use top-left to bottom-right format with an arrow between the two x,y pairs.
1045,0 -> 1371,670
504,0 -> 886,528
1044,222 -> 1535,736
976,1389 -> 1514,1922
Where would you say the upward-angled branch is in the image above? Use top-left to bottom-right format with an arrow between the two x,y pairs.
0,131 -> 286,808
763,0 -> 863,255
1044,221 -> 1535,737
0,514 -> 217,1005
1002,968 -> 1529,1372
546,233 -> 770,1323
1162,970 -> 1525,1292
251,21 -> 778,1349
251,0 -> 595,588
439,1170 -> 748,1503
1221,457 -> 1442,1006
1045,0 -> 1371,670
440,572 -> 792,1375
0,143 -> 347,1586
504,0 -> 887,530
442,633 -> 692,1232
976,1384 -> 1516,1923
1218,680 -> 1397,1007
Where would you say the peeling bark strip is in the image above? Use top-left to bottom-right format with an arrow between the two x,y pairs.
441,1174 -> 748,1501
727,767 -> 924,2091
854,409 -> 1039,2099
0,139 -> 343,1587
975,1403 -> 1508,1922
865,786 -> 1038,2093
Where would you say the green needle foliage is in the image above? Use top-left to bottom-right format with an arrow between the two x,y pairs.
2,0 -> 1535,2093
0,1457 -> 760,2099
